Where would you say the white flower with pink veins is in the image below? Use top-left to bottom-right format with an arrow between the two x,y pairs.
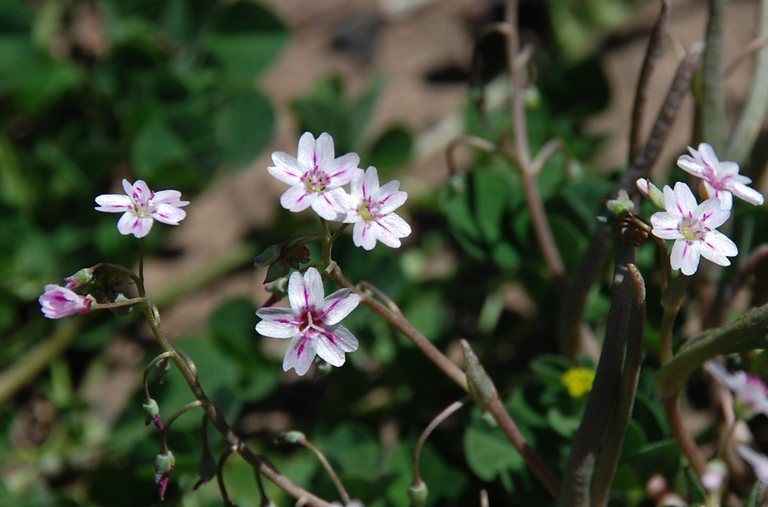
343,166 -> 411,250
268,132 -> 360,221
677,143 -> 764,210
95,179 -> 189,238
256,268 -> 360,376
650,182 -> 737,276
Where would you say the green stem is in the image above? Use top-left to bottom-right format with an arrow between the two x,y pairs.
700,0 -> 727,150
727,0 -> 768,162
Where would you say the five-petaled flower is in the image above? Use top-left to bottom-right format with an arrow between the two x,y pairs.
95,179 -> 189,238
704,361 -> 768,417
650,182 -> 737,276
343,167 -> 411,250
677,143 -> 764,210
255,267 -> 360,376
268,132 -> 360,221
39,284 -> 94,319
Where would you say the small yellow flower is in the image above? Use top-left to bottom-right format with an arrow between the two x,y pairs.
561,367 -> 596,398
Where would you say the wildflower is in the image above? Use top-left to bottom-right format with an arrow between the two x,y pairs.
737,445 -> 768,484
561,367 -> 596,398
268,132 -> 359,220
343,167 -> 411,250
255,267 -> 360,376
650,182 -> 737,276
676,143 -> 764,209
95,179 -> 189,238
39,284 -> 94,319
704,361 -> 768,417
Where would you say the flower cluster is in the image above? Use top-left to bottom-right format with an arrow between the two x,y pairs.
638,143 -> 764,276
267,132 -> 411,250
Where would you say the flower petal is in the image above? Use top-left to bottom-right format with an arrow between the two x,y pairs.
737,445 -> 768,483
255,307 -> 299,338
671,239 -> 701,276
376,213 -> 411,246
152,203 -> 186,225
650,212 -> 683,240
673,182 -> 697,216
296,132 -> 316,167
662,185 -> 678,215
117,212 -> 154,238
696,198 -> 730,229
353,221 -> 376,250
730,181 -> 765,206
280,185 -> 316,212
151,190 -> 189,207
287,271 -> 307,311
283,334 -> 316,376
311,188 -> 350,221
316,325 -> 359,367
321,289 -> 360,325
376,181 -> 408,214
676,154 -> 706,178
303,267 -> 325,307
269,152 -> 306,185
697,143 -> 720,175
314,132 -> 335,167
95,194 -> 133,213
700,230 -> 737,266
131,180 -> 152,206
326,153 -> 359,186
361,167 -> 380,199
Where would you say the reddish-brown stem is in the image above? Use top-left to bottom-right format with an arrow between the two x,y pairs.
663,394 -> 707,476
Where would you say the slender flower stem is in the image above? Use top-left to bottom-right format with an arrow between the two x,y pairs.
162,400 -> 205,451
138,238 -> 145,296
412,397 -> 469,484
663,394 -> 707,476
216,445 -> 237,507
140,299 -> 331,505
327,265 -> 468,392
91,297 -> 148,312
300,437 -> 351,505
143,351 -> 176,400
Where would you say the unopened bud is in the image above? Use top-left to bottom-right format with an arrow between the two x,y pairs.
280,431 -> 306,445
143,398 -> 160,421
408,480 -> 429,506
65,268 -> 94,290
636,178 -> 665,208
461,340 -> 497,407
606,189 -> 634,216
155,451 -> 175,476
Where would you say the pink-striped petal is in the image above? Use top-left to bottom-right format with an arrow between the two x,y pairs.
314,132 -> 335,168
269,152 -> 306,185
296,132 -> 316,167
321,289 -> 360,325
311,188 -> 349,221
353,221 -> 376,250
671,239 -> 701,276
673,182 -> 697,216
117,212 -> 154,238
95,194 -> 133,212
255,307 -> 299,338
280,186 -> 315,212
316,325 -> 359,367
283,334 -> 316,376
152,203 -> 186,225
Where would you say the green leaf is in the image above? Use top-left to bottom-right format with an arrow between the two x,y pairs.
464,425 -> 524,481
626,439 -> 680,483
529,354 -> 571,386
491,242 -> 521,269
546,406 -> 580,438
214,90 -> 274,168
473,169 -> 510,244
205,3 -> 287,87
132,120 -> 188,179
366,126 -> 413,175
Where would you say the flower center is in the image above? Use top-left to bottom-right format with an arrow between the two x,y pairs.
299,308 -> 324,333
303,170 -> 330,192
680,217 -> 705,241
358,197 -> 378,221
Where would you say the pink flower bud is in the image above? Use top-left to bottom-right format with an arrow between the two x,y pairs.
39,284 -> 94,319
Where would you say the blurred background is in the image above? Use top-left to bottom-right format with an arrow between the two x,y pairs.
1,0 -> 765,505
